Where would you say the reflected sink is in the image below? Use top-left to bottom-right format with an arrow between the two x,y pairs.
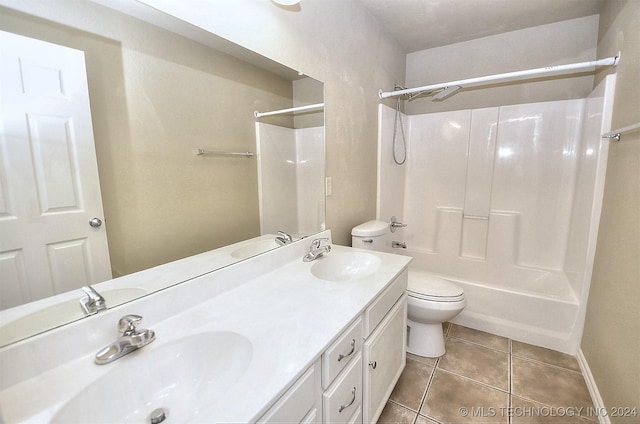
311,252 -> 382,281
0,288 -> 147,346
52,331 -> 253,423
230,239 -> 279,259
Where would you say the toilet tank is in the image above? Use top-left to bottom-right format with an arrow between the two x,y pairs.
351,220 -> 389,251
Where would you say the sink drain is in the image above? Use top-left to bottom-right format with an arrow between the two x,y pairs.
150,408 -> 167,424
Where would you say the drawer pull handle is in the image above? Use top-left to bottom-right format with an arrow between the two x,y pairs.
337,339 -> 356,362
338,387 -> 357,413
369,361 -> 377,369
362,239 -> 373,244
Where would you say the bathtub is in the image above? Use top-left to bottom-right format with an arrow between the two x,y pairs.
397,247 -> 580,353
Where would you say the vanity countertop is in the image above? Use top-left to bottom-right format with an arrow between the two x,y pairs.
0,232 -> 411,423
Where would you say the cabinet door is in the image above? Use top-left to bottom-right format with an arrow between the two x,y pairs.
259,362 -> 321,424
362,295 -> 407,423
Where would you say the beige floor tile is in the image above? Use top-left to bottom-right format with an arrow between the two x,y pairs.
415,414 -> 439,424
512,341 -> 581,372
378,401 -> 418,424
407,352 -> 437,368
511,395 -> 597,423
448,324 -> 510,352
389,357 -> 434,411
421,370 -> 509,423
438,338 -> 509,391
512,356 -> 594,410
382,327 -> 598,424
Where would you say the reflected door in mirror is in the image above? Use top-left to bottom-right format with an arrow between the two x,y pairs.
0,31 -> 112,310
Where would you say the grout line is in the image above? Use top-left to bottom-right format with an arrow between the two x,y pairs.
387,399 -> 418,414
435,367 -> 510,394
511,353 -> 585,374
447,334 -> 510,354
416,357 -> 440,422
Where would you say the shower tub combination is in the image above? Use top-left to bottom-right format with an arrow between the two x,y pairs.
377,75 -> 616,354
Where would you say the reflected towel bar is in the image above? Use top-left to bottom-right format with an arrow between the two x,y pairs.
194,149 -> 254,158
254,103 -> 324,119
601,122 -> 640,142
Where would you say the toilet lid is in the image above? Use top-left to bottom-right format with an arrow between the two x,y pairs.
407,273 -> 464,301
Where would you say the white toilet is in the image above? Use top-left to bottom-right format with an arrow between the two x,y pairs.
352,220 -> 466,358
405,273 -> 466,357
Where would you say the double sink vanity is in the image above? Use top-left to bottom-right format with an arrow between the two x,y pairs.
0,230 -> 411,423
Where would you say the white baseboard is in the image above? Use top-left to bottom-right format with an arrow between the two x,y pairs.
577,348 -> 610,424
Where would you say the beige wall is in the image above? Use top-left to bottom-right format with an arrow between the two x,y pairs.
404,15 -> 600,114
129,0 -> 407,246
582,0 -> 640,415
0,4 -> 297,276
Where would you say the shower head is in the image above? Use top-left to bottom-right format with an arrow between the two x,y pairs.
432,85 -> 461,101
407,89 -> 436,102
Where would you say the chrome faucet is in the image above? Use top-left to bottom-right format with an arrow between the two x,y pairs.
275,231 -> 293,246
95,314 -> 156,365
303,237 -> 331,262
79,285 -> 107,315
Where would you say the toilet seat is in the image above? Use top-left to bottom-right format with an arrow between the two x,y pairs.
407,274 -> 464,302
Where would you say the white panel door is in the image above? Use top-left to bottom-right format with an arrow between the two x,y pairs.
0,30 -> 111,310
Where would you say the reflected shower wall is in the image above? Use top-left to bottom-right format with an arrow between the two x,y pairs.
255,123 -> 325,237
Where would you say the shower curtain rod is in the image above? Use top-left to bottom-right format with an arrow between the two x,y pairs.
601,122 -> 640,142
378,54 -> 620,100
254,102 -> 324,119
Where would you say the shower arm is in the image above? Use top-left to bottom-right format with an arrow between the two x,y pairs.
379,54 -> 620,100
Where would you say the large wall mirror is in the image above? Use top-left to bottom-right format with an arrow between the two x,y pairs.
0,0 -> 325,346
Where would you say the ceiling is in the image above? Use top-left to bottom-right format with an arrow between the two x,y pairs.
357,0 -> 605,53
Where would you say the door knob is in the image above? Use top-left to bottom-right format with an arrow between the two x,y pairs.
89,217 -> 103,228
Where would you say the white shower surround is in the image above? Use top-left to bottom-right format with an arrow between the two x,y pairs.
377,75 -> 616,354
255,123 -> 325,237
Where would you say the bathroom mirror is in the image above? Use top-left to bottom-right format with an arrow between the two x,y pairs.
0,1 -> 325,346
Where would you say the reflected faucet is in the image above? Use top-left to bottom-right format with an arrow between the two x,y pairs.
275,231 -> 293,246
95,315 -> 156,365
303,237 -> 331,262
79,285 -> 107,315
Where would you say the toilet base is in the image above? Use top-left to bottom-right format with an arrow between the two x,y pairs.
407,320 -> 446,358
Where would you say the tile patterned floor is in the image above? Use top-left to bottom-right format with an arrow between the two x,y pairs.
378,324 -> 596,424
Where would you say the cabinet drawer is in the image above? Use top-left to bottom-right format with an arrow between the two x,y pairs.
258,363 -> 319,424
322,317 -> 363,388
364,268 -> 407,336
323,352 -> 363,424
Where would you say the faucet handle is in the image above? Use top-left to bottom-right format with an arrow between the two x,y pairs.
118,314 -> 143,335
277,230 -> 292,240
311,237 -> 330,249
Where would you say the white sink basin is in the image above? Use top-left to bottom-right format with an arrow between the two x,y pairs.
311,252 -> 382,281
51,331 -> 253,423
230,239 -> 279,259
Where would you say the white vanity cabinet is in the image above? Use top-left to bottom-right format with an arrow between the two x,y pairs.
362,269 -> 408,423
258,267 -> 409,424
